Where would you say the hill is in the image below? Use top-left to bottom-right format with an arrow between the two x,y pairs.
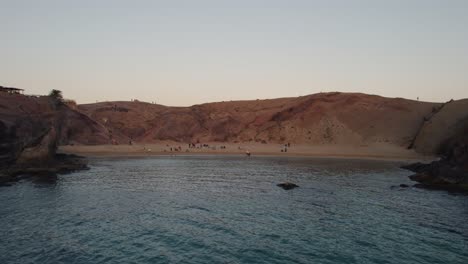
3,91 -> 468,158
77,92 -> 445,151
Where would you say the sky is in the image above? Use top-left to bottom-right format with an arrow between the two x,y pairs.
1,0 -> 467,106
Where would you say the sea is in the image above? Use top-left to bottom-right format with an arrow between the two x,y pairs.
1,156 -> 467,264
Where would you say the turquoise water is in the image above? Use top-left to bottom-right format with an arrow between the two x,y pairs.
0,156 -> 467,264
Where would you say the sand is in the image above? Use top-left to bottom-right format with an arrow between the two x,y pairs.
59,142 -> 435,162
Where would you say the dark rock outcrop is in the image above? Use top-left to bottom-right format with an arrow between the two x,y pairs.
277,182 -> 299,190
402,124 -> 468,191
0,94 -> 89,185
401,98 -> 468,192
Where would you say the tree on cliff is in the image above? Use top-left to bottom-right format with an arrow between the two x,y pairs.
48,89 -> 63,101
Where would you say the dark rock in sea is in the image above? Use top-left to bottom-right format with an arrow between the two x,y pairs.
413,183 -> 468,194
390,184 -> 411,190
401,101 -> 468,191
277,182 -> 299,190
401,162 -> 429,173
402,140 -> 468,191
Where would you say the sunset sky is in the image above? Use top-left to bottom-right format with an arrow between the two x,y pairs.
1,0 -> 467,105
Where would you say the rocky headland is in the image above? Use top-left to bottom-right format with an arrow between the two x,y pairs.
401,107 -> 468,191
0,92 -> 90,185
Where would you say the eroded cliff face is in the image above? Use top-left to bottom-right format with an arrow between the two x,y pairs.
412,99 -> 468,155
58,105 -> 114,145
0,93 -> 111,162
0,120 -> 18,168
0,93 -> 99,181
1,95 -> 55,168
15,127 -> 57,166
399,98 -> 468,190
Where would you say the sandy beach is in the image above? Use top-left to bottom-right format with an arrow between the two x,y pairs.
59,142 -> 435,162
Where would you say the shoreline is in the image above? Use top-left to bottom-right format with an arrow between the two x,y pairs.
59,143 -> 436,163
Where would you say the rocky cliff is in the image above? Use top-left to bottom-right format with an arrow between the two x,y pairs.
412,99 -> 468,154
0,93 -> 98,184
402,113 -> 468,191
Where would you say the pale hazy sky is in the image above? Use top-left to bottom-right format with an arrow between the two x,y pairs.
1,0 -> 467,105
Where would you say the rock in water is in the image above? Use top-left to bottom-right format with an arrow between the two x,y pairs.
277,182 -> 299,190
401,142 -> 468,191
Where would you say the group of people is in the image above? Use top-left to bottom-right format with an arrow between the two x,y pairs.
168,145 -> 183,152
281,142 -> 291,153
187,143 -> 200,148
187,143 -> 227,150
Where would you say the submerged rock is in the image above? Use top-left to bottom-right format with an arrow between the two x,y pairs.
390,184 -> 411,190
277,182 -> 299,190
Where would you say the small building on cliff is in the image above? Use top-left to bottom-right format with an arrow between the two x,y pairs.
0,86 -> 24,94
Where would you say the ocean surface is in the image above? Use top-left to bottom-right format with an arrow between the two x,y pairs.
0,156 -> 467,264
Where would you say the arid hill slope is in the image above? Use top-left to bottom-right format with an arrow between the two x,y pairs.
78,92 -> 449,151
3,91 -> 467,157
